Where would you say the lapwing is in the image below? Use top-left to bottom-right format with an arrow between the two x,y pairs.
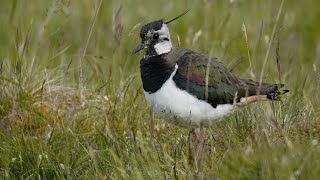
133,10 -> 289,160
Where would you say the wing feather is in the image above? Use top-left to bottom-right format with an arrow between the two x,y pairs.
171,48 -> 285,108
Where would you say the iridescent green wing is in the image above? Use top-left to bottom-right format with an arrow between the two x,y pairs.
173,50 -> 239,108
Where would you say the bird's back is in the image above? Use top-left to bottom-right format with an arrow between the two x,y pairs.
168,47 -> 286,107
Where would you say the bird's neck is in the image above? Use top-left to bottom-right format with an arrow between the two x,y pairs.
140,55 -> 175,93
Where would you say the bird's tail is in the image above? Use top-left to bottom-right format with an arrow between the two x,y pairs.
237,78 -> 289,101
266,89 -> 289,101
265,88 -> 289,100
235,83 -> 289,106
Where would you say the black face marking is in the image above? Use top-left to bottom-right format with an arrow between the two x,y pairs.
140,20 -> 163,39
153,33 -> 159,39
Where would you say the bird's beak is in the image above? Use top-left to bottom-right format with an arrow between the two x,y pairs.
132,43 -> 145,54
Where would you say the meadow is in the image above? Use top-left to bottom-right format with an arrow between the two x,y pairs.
0,0 -> 319,179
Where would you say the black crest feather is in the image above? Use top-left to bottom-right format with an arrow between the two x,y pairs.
140,20 -> 164,38
165,9 -> 190,24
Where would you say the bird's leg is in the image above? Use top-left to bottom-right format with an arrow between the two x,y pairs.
190,128 -> 198,143
189,128 -> 198,154
195,125 -> 205,162
188,128 -> 197,163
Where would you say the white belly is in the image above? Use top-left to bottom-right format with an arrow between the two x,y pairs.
144,64 -> 234,128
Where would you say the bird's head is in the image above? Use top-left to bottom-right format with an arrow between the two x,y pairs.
133,10 -> 189,58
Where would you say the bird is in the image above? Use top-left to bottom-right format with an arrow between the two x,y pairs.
132,10 -> 288,160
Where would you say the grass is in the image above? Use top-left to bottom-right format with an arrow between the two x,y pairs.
0,0 -> 320,179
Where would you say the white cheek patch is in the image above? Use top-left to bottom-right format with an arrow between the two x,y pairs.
156,24 -> 170,39
154,41 -> 172,55
154,24 -> 172,55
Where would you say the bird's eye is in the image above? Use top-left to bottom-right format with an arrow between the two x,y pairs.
153,34 -> 159,39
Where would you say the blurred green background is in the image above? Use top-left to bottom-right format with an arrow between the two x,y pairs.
0,0 -> 319,179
